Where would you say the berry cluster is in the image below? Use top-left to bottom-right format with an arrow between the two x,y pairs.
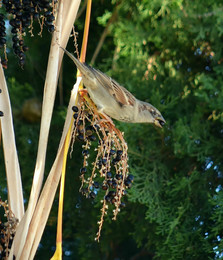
71,96 -> 134,241
0,88 -> 3,117
0,198 -> 18,259
0,0 -> 58,68
0,13 -> 7,68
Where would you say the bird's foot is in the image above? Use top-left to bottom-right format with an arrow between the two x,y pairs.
79,88 -> 88,96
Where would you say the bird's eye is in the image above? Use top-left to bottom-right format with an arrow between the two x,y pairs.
150,109 -> 156,116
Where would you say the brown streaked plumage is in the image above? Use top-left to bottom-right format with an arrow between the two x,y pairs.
61,47 -> 165,127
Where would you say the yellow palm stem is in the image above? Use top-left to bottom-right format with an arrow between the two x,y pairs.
51,116 -> 74,260
79,0 -> 92,64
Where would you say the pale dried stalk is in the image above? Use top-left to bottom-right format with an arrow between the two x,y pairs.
0,65 -> 24,220
28,79 -> 81,259
9,0 -> 81,259
10,4 -> 63,260
10,3 -> 63,257
58,0 -> 82,71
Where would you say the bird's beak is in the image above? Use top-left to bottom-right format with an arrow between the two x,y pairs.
154,116 -> 166,128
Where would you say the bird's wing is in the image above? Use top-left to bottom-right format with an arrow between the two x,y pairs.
91,67 -> 136,107
60,47 -> 136,107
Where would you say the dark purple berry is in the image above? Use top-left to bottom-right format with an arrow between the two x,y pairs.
89,135 -> 96,141
81,188 -> 88,196
19,39 -> 24,46
0,38 -> 6,44
0,31 -> 6,37
77,119 -> 83,126
19,58 -> 26,67
115,156 -> 121,162
10,8 -> 16,15
124,179 -> 132,188
3,0 -> 10,6
86,125 -> 94,131
105,195 -> 111,202
73,113 -> 78,119
97,159 -> 102,168
12,35 -> 18,42
120,202 -> 126,208
80,167 -> 87,174
8,238 -> 13,249
93,182 -> 99,189
112,179 -> 117,189
108,191 -> 116,197
112,183 -> 117,189
89,191 -> 96,199
82,150 -> 89,156
23,45 -> 29,52
44,11 -> 52,17
72,106 -> 79,112
0,20 -> 5,26
21,14 -> 28,22
117,150 -> 123,156
22,20 -> 31,27
45,20 -> 53,27
47,14 -> 55,22
127,174 -> 134,182
107,172 -> 112,178
16,11 -> 22,17
48,25 -> 55,33
14,19 -> 21,28
112,158 -> 118,165
9,19 -> 16,27
102,184 -> 108,190
33,12 -> 40,20
115,174 -> 122,180
29,7 -> 35,13
11,28 -> 17,34
18,51 -> 25,59
110,149 -> 116,156
102,158 -> 107,166
107,180 -> 112,186
14,47 -> 20,55
13,0 -> 20,4
23,0 -> 31,4
123,190 -> 128,196
94,124 -> 100,131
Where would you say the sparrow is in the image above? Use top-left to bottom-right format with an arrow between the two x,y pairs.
61,47 -> 165,128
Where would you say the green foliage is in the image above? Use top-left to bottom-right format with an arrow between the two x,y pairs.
1,0 -> 223,259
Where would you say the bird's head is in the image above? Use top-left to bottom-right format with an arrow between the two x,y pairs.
138,101 -> 166,128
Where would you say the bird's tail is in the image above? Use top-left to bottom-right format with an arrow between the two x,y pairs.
60,46 -> 92,77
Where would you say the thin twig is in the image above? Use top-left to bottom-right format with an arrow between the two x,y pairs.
76,0 -> 87,20
0,65 -> 24,221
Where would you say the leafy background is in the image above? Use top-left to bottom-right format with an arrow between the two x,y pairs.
0,0 -> 223,259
